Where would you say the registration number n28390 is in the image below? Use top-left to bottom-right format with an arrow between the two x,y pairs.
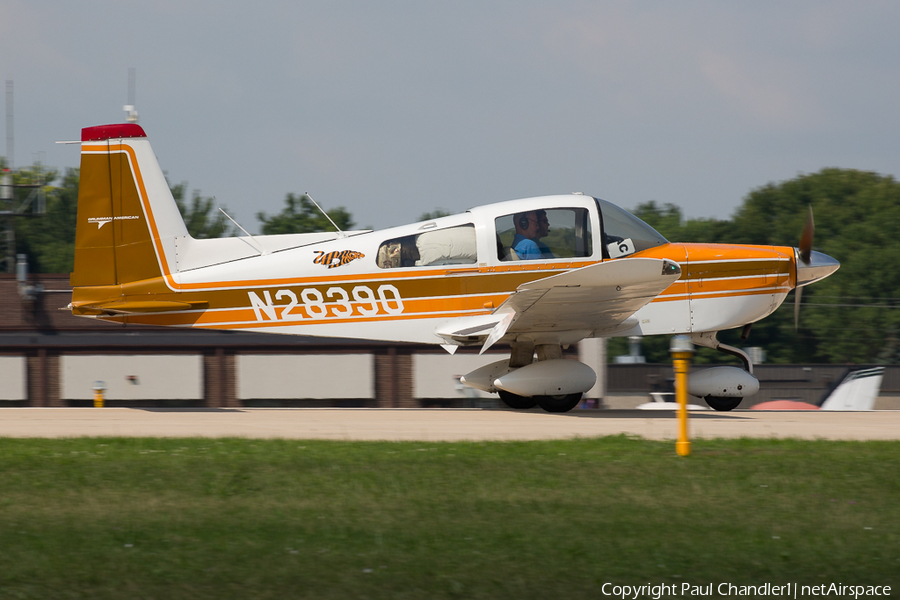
248,285 -> 404,321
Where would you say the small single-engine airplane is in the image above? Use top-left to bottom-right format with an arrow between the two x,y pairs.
67,123 -> 840,412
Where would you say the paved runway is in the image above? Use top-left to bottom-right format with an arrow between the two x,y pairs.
0,408 -> 898,441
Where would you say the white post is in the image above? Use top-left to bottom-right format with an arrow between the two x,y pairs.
579,338 -> 607,408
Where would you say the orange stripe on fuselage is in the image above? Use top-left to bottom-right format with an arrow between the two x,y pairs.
107,307 -> 488,330
635,242 -> 796,294
98,291 -> 511,328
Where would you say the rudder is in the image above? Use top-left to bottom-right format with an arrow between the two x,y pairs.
72,123 -> 188,288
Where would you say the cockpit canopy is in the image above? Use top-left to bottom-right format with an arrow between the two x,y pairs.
373,195 -> 669,269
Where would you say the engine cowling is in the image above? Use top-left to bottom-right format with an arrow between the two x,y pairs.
688,366 -> 759,399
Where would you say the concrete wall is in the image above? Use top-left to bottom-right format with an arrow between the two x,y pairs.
0,356 -> 26,400
237,354 -> 374,399
61,355 -> 203,400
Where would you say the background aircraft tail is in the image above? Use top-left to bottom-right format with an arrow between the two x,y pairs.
818,367 -> 884,411
72,123 -> 188,288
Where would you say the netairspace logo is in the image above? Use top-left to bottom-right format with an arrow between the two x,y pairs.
600,582 -> 892,599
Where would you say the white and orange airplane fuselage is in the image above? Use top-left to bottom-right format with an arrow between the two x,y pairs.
68,123 -> 839,412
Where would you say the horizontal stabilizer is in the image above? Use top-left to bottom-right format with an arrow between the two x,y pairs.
72,299 -> 208,316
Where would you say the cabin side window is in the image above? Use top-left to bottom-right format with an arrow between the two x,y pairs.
377,224 -> 477,269
495,208 -> 592,261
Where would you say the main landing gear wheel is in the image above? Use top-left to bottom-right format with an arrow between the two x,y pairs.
536,393 -> 583,413
705,396 -> 742,412
498,390 -> 538,410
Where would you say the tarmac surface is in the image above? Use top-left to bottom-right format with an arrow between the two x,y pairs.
0,408 -> 898,441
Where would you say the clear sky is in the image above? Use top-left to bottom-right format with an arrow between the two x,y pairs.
2,1 -> 899,233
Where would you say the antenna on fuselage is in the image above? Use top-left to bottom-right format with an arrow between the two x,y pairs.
217,206 -> 268,256
306,193 -> 346,239
123,67 -> 139,123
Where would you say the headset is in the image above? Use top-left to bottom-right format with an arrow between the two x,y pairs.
518,213 -> 531,230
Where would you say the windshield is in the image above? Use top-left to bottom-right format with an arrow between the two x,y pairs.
595,198 -> 668,258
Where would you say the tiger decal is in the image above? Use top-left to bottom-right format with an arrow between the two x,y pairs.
313,250 -> 365,269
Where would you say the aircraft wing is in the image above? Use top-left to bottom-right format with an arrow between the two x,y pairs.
436,258 -> 681,350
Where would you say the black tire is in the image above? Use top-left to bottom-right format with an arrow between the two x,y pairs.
705,396 -> 742,411
536,393 -> 583,413
498,390 -> 538,409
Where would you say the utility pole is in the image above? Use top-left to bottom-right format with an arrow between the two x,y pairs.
1,81 -> 45,273
2,80 -> 15,273
5,80 -> 12,169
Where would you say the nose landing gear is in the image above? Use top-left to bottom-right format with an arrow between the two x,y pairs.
690,332 -> 757,412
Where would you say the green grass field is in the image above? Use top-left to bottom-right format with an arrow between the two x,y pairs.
0,436 -> 897,599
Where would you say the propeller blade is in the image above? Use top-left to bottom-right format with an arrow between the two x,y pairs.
795,205 -> 815,330
799,205 -> 815,264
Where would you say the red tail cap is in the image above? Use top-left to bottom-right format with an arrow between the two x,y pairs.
81,123 -> 147,142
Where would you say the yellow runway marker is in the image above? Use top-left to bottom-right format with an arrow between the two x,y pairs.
670,336 -> 694,457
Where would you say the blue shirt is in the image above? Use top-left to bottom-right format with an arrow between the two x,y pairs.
512,234 -> 544,260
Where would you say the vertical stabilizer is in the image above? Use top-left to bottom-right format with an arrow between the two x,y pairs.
72,124 -> 188,288
819,367 -> 884,411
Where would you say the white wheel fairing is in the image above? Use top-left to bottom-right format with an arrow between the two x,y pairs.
689,367 -> 760,399
493,359 -> 596,397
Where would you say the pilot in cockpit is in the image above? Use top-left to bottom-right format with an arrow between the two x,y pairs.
512,210 -> 554,259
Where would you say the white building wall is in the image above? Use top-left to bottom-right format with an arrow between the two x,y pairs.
61,355 -> 203,400
0,356 -> 26,400
413,353 -> 500,399
238,354 -> 373,399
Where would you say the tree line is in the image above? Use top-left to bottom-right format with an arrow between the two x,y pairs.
2,159 -> 356,274
4,158 -> 898,365
625,168 -> 900,365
